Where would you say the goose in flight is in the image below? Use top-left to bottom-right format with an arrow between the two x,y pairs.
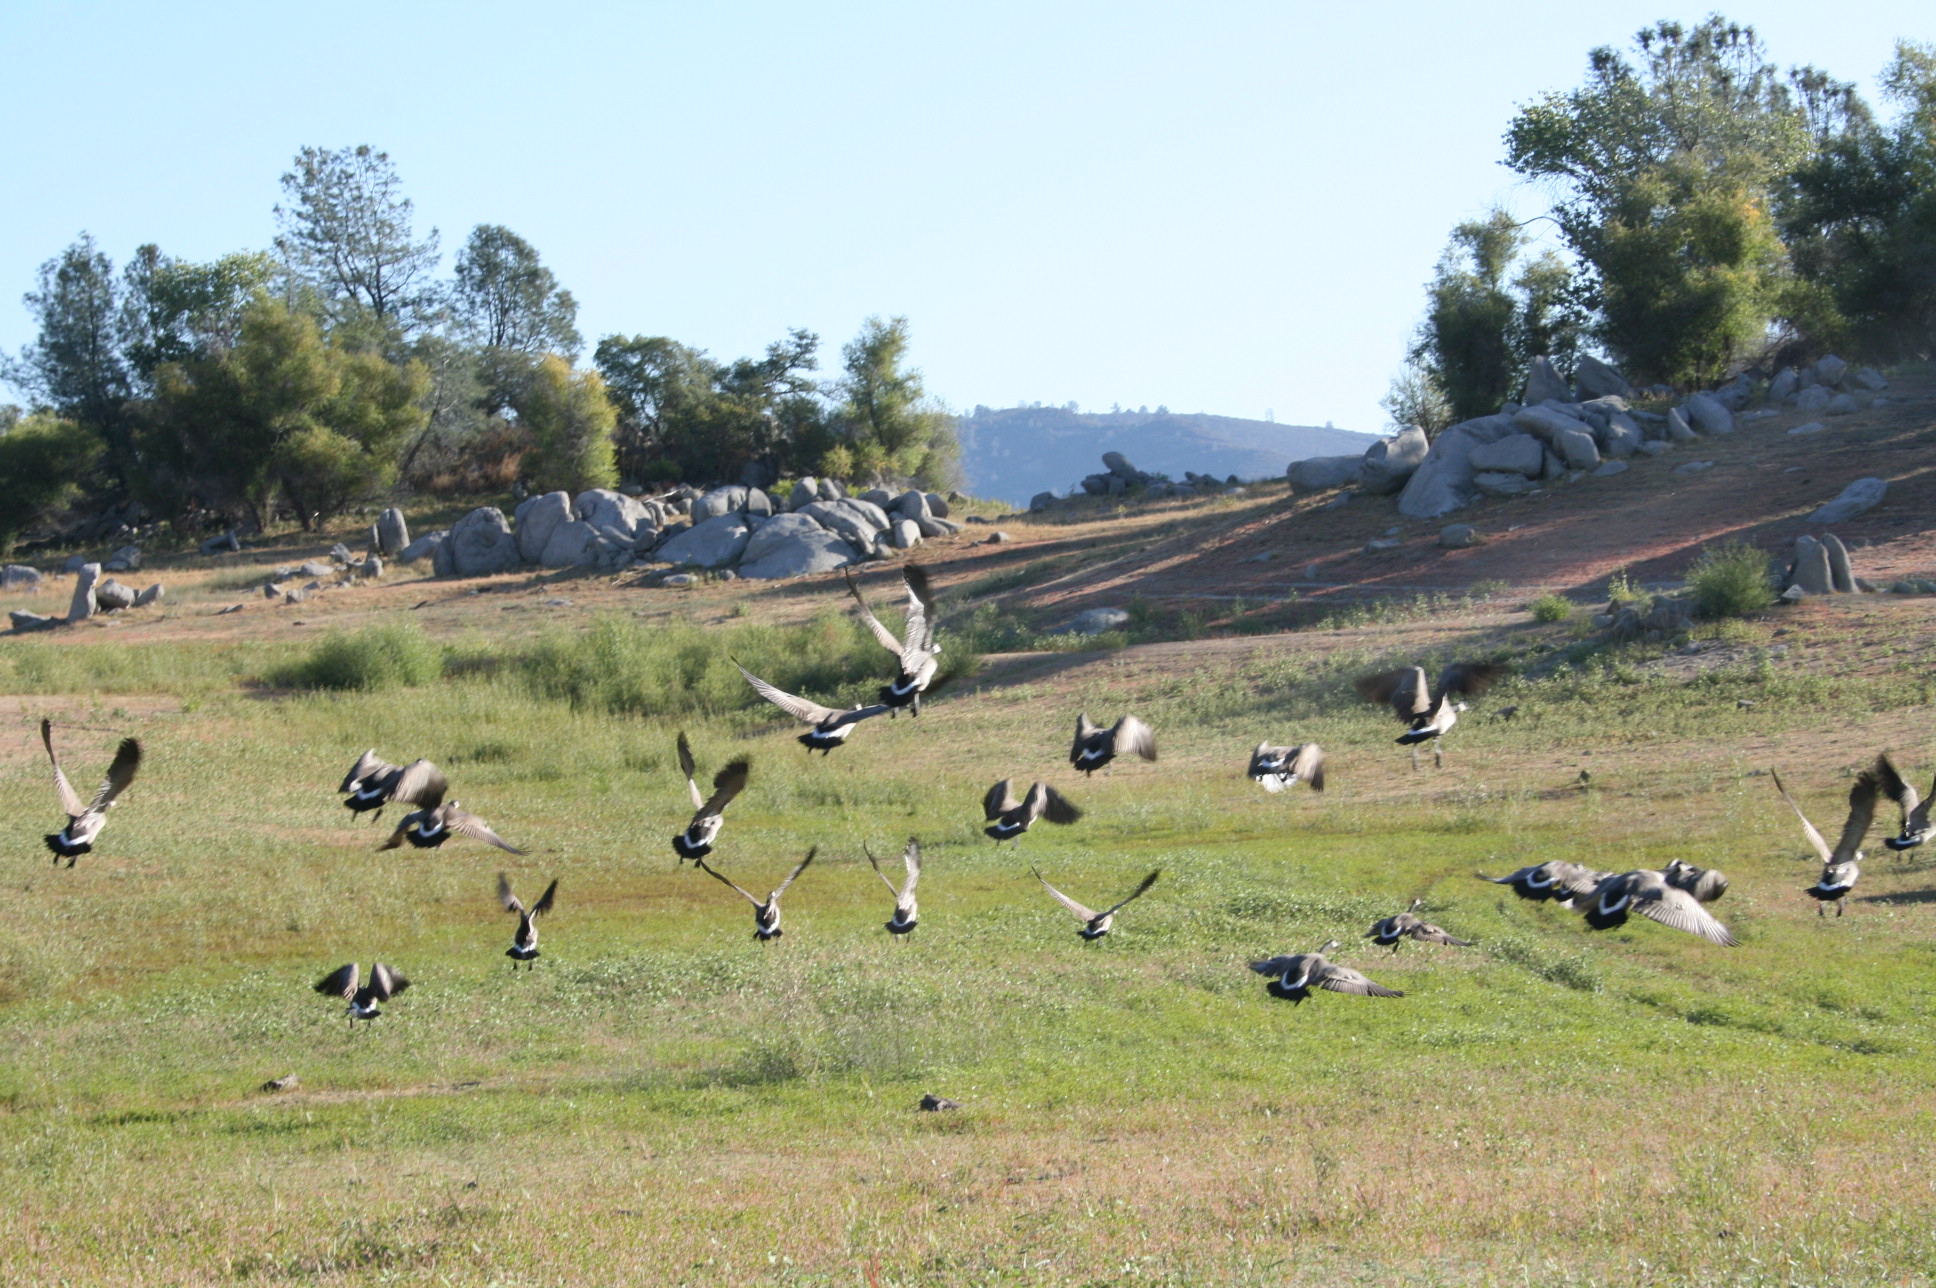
377,767 -> 526,854
1069,713 -> 1157,776
1573,869 -> 1738,945
697,848 -> 816,941
41,719 -> 141,865
1662,858 -> 1729,904
498,872 -> 558,967
1249,941 -> 1403,1004
338,751 -> 436,823
1247,742 -> 1324,794
983,779 -> 1082,845
734,661 -> 891,754
1366,898 -> 1472,953
1031,867 -> 1159,940
1355,661 -> 1506,769
672,732 -> 749,862
866,837 -> 922,935
1477,859 -> 1606,907
314,961 -> 409,1029
847,565 -> 941,715
1874,753 -> 1933,853
1772,767 -> 1876,918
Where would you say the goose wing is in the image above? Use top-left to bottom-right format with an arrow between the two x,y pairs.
41,719 -> 86,818
498,871 -> 523,915
1633,881 -> 1737,945
1357,667 -> 1428,718
1293,744 -> 1325,791
1875,753 -> 1929,834
695,757 -> 750,822
388,761 -> 446,809
1551,862 -> 1611,900
1110,715 -> 1158,762
900,564 -> 938,658
677,732 -> 703,811
339,749 -> 390,794
1769,769 -> 1833,864
898,838 -> 921,898
827,703 -> 893,730
87,738 -> 142,812
1314,963 -> 1404,997
1032,868 -> 1098,923
983,778 -> 1021,820
1439,661 -> 1506,700
769,847 -> 817,901
1248,743 -> 1288,783
1409,921 -> 1472,947
1249,955 -> 1301,977
1100,869 -> 1161,919
1071,712 -> 1101,758
696,859 -> 766,908
864,844 -> 903,897
370,961 -> 409,1000
734,662 -> 842,725
446,806 -> 528,855
845,570 -> 906,657
529,879 -> 558,917
1830,771 -> 1878,863
315,962 -> 358,999
1040,785 -> 1082,825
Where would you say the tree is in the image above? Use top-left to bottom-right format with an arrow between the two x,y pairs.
832,316 -> 957,487
274,146 -> 442,338
515,355 -> 618,495
119,246 -> 275,390
0,413 -> 102,552
2,234 -> 133,483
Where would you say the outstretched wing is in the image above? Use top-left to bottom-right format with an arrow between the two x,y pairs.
314,962 -> 358,999
770,847 -> 817,900
370,961 -> 410,1000
983,778 -> 1020,820
1356,667 -> 1427,718
389,761 -> 445,808
498,871 -> 523,914
87,738 -> 142,812
846,570 -> 905,657
1769,769 -> 1833,864
1040,786 -> 1082,825
1439,661 -> 1506,701
1634,886 -> 1737,946
1111,716 -> 1158,763
340,749 -> 388,794
678,732 -> 703,811
697,757 -> 750,821
899,838 -> 921,897
1032,867 -> 1098,923
696,859 -> 766,907
447,808 -> 528,855
901,564 -> 938,657
734,662 -> 840,725
1295,744 -> 1326,792
1410,922 -> 1471,947
865,845 -> 903,897
41,719 -> 85,818
1101,869 -> 1161,918
530,879 -> 558,918
1315,964 -> 1404,997
1874,753 -> 1925,831
1831,771 -> 1878,864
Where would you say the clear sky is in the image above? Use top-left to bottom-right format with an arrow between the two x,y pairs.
0,2 -> 1924,432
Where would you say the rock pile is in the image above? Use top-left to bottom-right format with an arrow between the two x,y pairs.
1032,453 -> 1250,512
1782,534 -> 1866,598
8,561 -> 167,633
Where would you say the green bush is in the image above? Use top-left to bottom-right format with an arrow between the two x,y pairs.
1529,593 -> 1574,624
1687,540 -> 1775,620
0,413 -> 101,552
270,623 -> 446,691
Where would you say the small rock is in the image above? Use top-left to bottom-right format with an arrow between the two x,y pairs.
1364,537 -> 1403,552
1794,386 -> 1833,411
663,573 -> 695,588
1825,393 -> 1859,416
216,603 -> 245,615
1068,607 -> 1130,635
9,610 -> 58,633
133,583 -> 164,607
299,561 -> 335,579
1591,460 -> 1629,478
2,564 -> 44,591
359,556 -> 383,580
1637,440 -> 1673,457
303,580 -> 323,592
199,530 -> 241,556
263,584 -> 283,599
329,543 -> 354,566
1809,477 -> 1887,524
1438,524 -> 1480,548
105,544 -> 141,572
1787,422 -> 1827,436
1853,368 -> 1887,392
1029,491 -> 1057,513
283,587 -> 308,604
1674,461 -> 1715,475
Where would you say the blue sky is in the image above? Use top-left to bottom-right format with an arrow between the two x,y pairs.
0,2 -> 1923,431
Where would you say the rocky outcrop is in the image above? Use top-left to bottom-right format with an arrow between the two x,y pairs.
449,507 -> 521,576
736,514 -> 861,579
514,491 -> 574,563
1396,413 -> 1517,518
655,514 -> 752,569
1357,425 -> 1428,495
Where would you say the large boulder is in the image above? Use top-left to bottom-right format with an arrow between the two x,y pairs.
893,489 -> 932,521
1473,471 -> 1534,499
1788,536 -> 1833,594
376,507 -> 410,555
68,564 -> 102,622
449,507 -> 522,577
400,530 -> 448,564
1809,477 -> 1887,525
654,513 -> 752,568
692,486 -> 749,522
2,565 -> 44,592
889,518 -> 922,549
1665,407 -> 1697,441
925,492 -> 951,518
1574,355 -> 1634,400
1102,452 -> 1140,480
1468,434 -> 1545,478
514,491 -> 574,563
744,488 -> 773,518
1523,356 -> 1572,405
94,578 -> 137,611
1602,417 -> 1643,459
1030,491 -> 1057,512
105,545 -> 141,573
575,489 -> 653,541
10,610 -> 57,633
539,519 -> 599,569
1813,354 -> 1848,387
1822,533 -> 1857,593
801,501 -> 881,553
1769,368 -> 1800,401
736,513 -> 862,579
1515,404 -> 1596,443
1396,413 -> 1519,518
1552,427 -> 1601,470
789,477 -> 821,511
1826,393 -> 1859,416
1683,392 -> 1735,435
1357,425 -> 1429,495
1286,455 -> 1362,492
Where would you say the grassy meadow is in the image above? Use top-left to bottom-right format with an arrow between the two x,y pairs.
1,555 -> 1935,1285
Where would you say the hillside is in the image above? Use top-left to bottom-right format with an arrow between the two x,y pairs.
956,404 -> 1379,504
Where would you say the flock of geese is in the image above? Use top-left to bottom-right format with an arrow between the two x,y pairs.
29,562 -> 1936,1030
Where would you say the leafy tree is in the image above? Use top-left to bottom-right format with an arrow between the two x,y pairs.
515,355 -> 618,495
119,246 -> 275,389
0,413 -> 102,552
832,316 -> 956,487
274,145 -> 442,338
2,234 -> 134,484
1378,363 -> 1453,438
451,225 -> 580,413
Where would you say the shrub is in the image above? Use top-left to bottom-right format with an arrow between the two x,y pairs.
1529,593 -> 1574,624
271,624 -> 445,691
1687,540 -> 1775,619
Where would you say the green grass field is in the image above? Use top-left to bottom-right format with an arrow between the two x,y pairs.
2,575 -> 1935,1285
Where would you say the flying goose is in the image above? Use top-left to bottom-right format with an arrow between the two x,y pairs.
1355,661 -> 1506,769
734,661 -> 891,754
338,751 -> 438,823
377,768 -> 526,854
1247,742 -> 1325,794
41,719 -> 141,866
498,872 -> 558,967
1573,869 -> 1738,945
1031,867 -> 1159,940
314,961 -> 409,1029
1772,767 -> 1877,917
983,779 -> 1082,844
672,732 -> 749,862
847,565 -> 941,715
1663,858 -> 1730,904
1366,898 -> 1473,953
1069,713 -> 1157,776
1477,860 -> 1607,907
865,837 -> 922,935
1249,941 -> 1403,1004
697,848 -> 816,941
1875,753 -> 1933,852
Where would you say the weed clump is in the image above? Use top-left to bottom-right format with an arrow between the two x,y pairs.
1529,593 -> 1574,624
271,624 -> 445,691
1687,540 -> 1774,619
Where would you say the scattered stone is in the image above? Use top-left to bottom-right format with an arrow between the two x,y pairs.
283,587 -> 308,604
105,544 -> 141,572
1674,461 -> 1715,475
133,583 -> 164,607
1068,606 -> 1130,635
328,542 -> 354,566
9,610 -> 57,632
1825,393 -> 1859,416
263,584 -> 282,599
2,565 -> 44,591
68,563 -> 102,622
1683,392 -> 1734,435
1810,477 -> 1887,524
199,530 -> 241,556
92,578 -> 136,611
1787,422 -> 1827,436
449,507 -> 522,577
1364,537 -> 1403,552
984,530 -> 1012,544
299,561 -> 335,579
1591,460 -> 1629,478
1439,524 -> 1481,548
303,580 -> 324,592
216,603 -> 245,615
376,507 -> 410,555
1853,367 -> 1887,392
358,555 -> 383,580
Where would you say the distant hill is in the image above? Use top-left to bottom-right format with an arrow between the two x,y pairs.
955,406 -> 1380,506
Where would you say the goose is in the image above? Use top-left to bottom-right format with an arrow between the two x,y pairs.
1477,860 -> 1607,907
1031,867 -> 1159,940
338,751 -> 436,823
1355,661 -> 1506,769
847,565 -> 940,715
734,661 -> 891,754
1772,767 -> 1876,917
865,837 -> 922,935
1247,742 -> 1325,794
1663,858 -> 1729,903
314,961 -> 409,1029
983,779 -> 1082,845
498,872 -> 558,967
41,719 -> 141,866
1069,713 -> 1157,776
377,768 -> 526,854
1249,941 -> 1403,1004
1875,753 -> 1933,853
672,732 -> 749,862
697,848 -> 816,941
1366,898 -> 1472,952
1573,869 -> 1738,945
